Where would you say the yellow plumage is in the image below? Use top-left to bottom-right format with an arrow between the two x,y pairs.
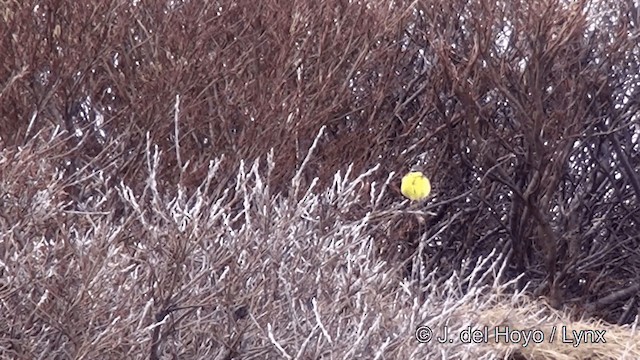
401,171 -> 431,201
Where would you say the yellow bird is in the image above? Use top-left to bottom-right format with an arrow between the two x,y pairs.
401,171 -> 431,201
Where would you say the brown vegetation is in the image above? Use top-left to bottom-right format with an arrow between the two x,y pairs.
1,0 -> 639,359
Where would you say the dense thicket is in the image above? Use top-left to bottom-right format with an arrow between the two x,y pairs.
1,0 -> 639,358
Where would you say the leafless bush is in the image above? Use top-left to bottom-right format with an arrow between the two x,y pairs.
405,0 -> 640,324
2,128 -> 638,359
1,0 -> 640,358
